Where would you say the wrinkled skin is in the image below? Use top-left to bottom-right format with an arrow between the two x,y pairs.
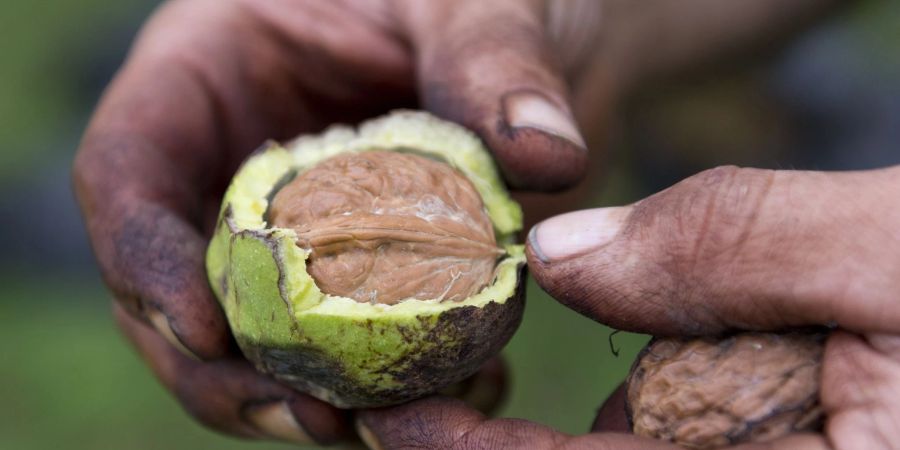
359,167 -> 900,449
73,0 -> 850,445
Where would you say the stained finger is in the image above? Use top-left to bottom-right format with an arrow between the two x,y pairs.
527,166 -> 900,336
114,302 -> 351,444
394,0 -> 588,191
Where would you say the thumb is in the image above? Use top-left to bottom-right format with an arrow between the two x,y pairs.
394,0 -> 589,191
356,396 -> 677,450
527,165 -> 900,336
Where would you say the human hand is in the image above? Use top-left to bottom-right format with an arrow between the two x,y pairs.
73,0 -> 844,444
73,0 -> 592,443
357,165 -> 900,449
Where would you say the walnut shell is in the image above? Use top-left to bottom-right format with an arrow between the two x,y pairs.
626,331 -> 827,449
269,151 -> 501,305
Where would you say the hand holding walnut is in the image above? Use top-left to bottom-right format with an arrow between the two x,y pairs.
73,0 -> 594,443
72,0 -> 848,445
358,166 -> 900,449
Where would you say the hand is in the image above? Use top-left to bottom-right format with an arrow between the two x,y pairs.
74,0 -> 592,444
73,0 -> 844,444
358,165 -> 900,449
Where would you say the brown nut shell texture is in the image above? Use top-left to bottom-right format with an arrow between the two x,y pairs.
626,331 -> 826,449
270,151 -> 502,305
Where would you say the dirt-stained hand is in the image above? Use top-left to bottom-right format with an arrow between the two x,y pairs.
73,0 -> 844,444
358,166 -> 900,449
74,0 -> 591,443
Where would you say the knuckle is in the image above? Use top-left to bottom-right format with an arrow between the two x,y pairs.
669,166 -> 774,258
687,165 -> 776,249
631,165 -> 777,303
690,164 -> 743,185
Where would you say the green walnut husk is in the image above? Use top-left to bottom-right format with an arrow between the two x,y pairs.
206,111 -> 525,408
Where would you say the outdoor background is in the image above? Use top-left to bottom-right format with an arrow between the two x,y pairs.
1,2 -> 898,449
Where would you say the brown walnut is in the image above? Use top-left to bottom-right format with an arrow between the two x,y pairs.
269,151 -> 502,305
626,331 -> 826,449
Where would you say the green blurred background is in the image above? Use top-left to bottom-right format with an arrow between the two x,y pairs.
2,1 -> 899,449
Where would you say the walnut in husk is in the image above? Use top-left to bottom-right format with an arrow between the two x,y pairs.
206,111 -> 525,408
626,331 -> 826,449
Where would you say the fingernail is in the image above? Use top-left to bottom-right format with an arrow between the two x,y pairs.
504,90 -> 586,149
246,401 -> 312,444
355,418 -> 385,450
529,207 -> 630,263
146,308 -> 198,360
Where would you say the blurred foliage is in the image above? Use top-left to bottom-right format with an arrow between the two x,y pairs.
848,0 -> 900,65
0,0 -> 154,182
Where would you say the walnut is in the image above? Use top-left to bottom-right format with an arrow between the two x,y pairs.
626,331 -> 826,449
269,151 -> 502,305
209,111 -> 526,408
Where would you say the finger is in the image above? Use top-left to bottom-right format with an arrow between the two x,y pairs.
76,135 -> 231,359
114,302 -> 351,444
592,383 -> 630,433
394,0 -> 589,191
729,434 -> 830,450
357,396 -> 680,450
73,0 -> 301,359
74,0 -> 417,358
527,166 -> 900,335
72,1 -> 246,358
440,356 -> 508,416
86,197 -> 230,360
821,331 -> 900,449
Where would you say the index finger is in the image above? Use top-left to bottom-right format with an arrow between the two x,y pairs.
357,396 -> 832,449
356,396 -> 677,450
73,1 -> 289,357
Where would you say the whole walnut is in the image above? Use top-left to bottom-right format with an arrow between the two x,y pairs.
270,151 -> 502,305
626,331 -> 827,449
